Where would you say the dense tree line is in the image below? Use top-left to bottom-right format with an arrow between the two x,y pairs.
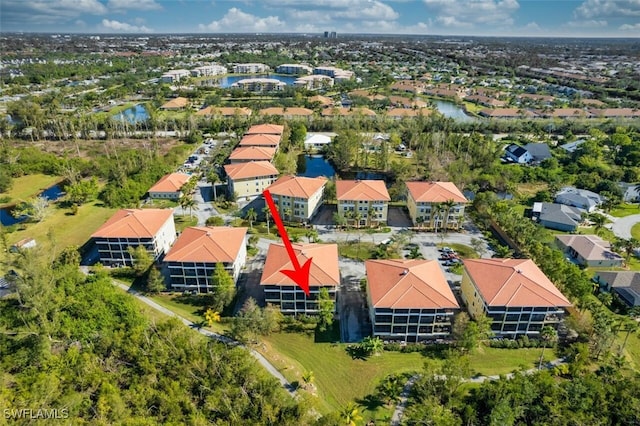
0,248 -> 307,424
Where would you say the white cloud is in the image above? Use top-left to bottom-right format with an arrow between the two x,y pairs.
333,1 -> 399,20
107,0 -> 162,11
620,22 -> 640,30
423,0 -> 520,27
574,0 -> 640,19
101,18 -> 153,33
199,8 -> 285,32
566,19 -> 608,28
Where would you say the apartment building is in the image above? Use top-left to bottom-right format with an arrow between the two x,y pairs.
406,181 -> 468,230
276,64 -> 312,75
228,146 -> 276,163
266,176 -> 327,222
231,78 -> 286,92
148,173 -> 190,200
224,161 -> 279,200
233,63 -> 269,74
336,180 -> 390,227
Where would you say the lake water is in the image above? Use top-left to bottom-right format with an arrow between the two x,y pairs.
199,74 -> 299,88
297,155 -> 336,178
434,100 -> 477,122
112,104 -> 149,124
0,183 -> 65,226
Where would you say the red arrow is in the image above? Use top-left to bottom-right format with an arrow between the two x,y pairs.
263,189 -> 312,296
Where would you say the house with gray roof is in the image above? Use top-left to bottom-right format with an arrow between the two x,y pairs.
618,182 -> 640,203
533,202 -> 582,232
504,143 -> 532,164
594,271 -> 640,307
555,234 -> 623,267
555,186 -> 603,212
560,139 -> 586,154
524,143 -> 552,162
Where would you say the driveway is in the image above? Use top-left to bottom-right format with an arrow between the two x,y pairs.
338,258 -> 370,343
610,213 -> 640,240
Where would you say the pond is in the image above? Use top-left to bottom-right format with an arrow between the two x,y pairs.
0,183 -> 65,226
199,74 -> 299,88
433,100 -> 477,122
297,155 -> 336,178
112,104 -> 149,124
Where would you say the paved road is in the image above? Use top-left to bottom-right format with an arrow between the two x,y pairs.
610,213 -> 640,240
109,280 -> 297,398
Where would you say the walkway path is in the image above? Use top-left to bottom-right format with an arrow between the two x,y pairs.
390,357 -> 567,425
110,280 -> 297,398
610,213 -> 640,240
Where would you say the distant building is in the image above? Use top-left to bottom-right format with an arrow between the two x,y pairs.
232,63 -> 269,74
231,78 -> 286,92
523,143 -> 552,162
228,146 -> 276,163
313,66 -> 353,82
619,182 -> 640,203
555,234 -> 623,267
504,143 -> 533,164
224,161 -> 279,200
164,226 -> 248,293
336,180 -> 390,227
9,238 -> 36,253
148,173 -> 190,200
261,243 -> 339,315
191,64 -> 227,77
266,175 -> 327,222
303,133 -> 332,151
276,64 -> 312,75
160,69 -> 190,83
559,139 -> 586,153
91,209 -> 176,267
532,202 -> 582,232
159,97 -> 189,110
461,258 -> 572,337
294,74 -> 334,90
365,259 -> 460,343
245,124 -> 285,136
555,186 -> 602,212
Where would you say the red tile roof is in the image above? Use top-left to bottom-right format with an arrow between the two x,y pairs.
336,180 -> 390,201
196,106 -> 252,116
224,161 -> 278,180
238,133 -> 281,147
160,97 -> 189,109
91,209 -> 173,239
260,243 -> 340,286
366,259 -> 459,309
164,226 -> 247,263
267,175 -> 327,198
148,173 -> 190,194
406,181 -> 467,203
229,146 -> 276,161
245,124 -> 285,135
464,258 -> 571,308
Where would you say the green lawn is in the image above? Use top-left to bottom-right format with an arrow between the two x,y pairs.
436,243 -> 479,259
632,223 -> 640,240
147,292 -> 228,335
467,346 -> 555,376
615,330 -> 640,371
174,215 -> 198,232
0,174 -> 62,207
259,332 -> 424,415
610,203 -> 640,218
337,241 -> 378,261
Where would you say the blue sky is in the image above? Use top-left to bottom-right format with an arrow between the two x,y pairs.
1,0 -> 639,37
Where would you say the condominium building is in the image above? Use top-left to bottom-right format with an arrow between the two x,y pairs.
190,64 -> 227,77
313,66 -> 354,82
233,63 -> 270,74
266,176 -> 327,222
366,259 -> 460,343
228,146 -> 276,163
231,78 -> 286,92
224,161 -> 279,200
261,243 -> 339,315
91,209 -> 176,267
336,180 -> 390,227
276,64 -> 312,75
245,124 -> 285,136
160,69 -> 190,83
164,226 -> 247,293
238,133 -> 282,150
294,74 -> 334,90
148,173 -> 190,200
461,258 -> 572,337
406,181 -> 468,230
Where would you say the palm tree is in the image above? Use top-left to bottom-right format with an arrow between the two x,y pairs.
183,197 -> 198,219
245,208 -> 257,229
353,211 -> 362,229
262,206 -> 271,234
590,213 -> 607,236
432,202 -> 444,234
416,215 -> 424,229
283,208 -> 292,224
305,228 -> 318,243
339,402 -> 363,426
538,326 -> 558,370
441,199 -> 456,232
208,171 -> 220,201
301,370 -> 315,390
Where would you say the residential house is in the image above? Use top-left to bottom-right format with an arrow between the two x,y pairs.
532,202 -> 582,232
228,146 -> 276,163
160,97 -> 189,110
555,234 -> 623,267
593,271 -> 640,307
480,108 -> 538,119
559,139 -> 586,154
245,124 -> 284,136
406,181 -> 468,230
261,243 -> 339,315
303,133 -> 332,151
386,108 -> 432,119
365,259 -> 460,343
259,107 -> 314,119
524,143 -> 552,162
164,226 -> 248,293
555,186 -> 602,212
9,238 -> 37,253
308,95 -> 334,108
196,106 -> 252,118
224,161 -> 279,200
148,173 -> 190,200
336,180 -> 391,227
266,176 -> 327,222
91,209 -> 176,267
589,108 -> 640,119
238,133 -> 282,150
321,107 -> 377,118
504,143 -> 533,164
619,182 -> 640,203
461,258 -> 572,337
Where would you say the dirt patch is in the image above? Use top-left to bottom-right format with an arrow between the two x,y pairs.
14,138 -> 182,158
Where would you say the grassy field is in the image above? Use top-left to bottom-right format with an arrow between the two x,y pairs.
174,215 -> 198,232
147,292 -> 228,334
610,203 -> 640,218
467,346 -> 554,375
337,241 -> 379,261
0,174 -> 62,207
436,243 -> 479,259
632,223 -> 640,240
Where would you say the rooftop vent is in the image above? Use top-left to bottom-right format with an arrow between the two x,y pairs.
401,269 -> 409,276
